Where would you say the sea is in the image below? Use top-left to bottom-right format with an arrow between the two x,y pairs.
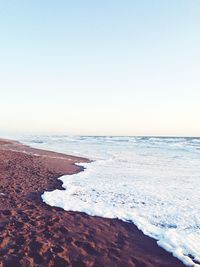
14,135 -> 200,266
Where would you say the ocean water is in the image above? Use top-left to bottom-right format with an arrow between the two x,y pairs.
19,136 -> 200,266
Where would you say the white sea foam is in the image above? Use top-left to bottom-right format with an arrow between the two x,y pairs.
20,136 -> 200,266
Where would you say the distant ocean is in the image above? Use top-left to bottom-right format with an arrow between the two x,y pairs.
19,136 -> 200,266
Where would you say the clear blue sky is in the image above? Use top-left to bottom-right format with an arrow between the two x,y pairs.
0,0 -> 200,136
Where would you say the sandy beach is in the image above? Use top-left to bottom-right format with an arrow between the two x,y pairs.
0,139 -> 185,267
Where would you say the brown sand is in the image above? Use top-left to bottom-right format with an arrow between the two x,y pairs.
0,139 -> 185,267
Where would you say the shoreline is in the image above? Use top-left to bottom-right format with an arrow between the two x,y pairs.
0,138 -> 185,267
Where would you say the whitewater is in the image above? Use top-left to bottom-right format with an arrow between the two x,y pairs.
20,136 -> 200,266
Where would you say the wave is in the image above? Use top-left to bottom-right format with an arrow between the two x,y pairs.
20,135 -> 200,266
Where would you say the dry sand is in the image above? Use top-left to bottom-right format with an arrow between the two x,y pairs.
0,139 -> 185,267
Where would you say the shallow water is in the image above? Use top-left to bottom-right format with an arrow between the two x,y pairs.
20,136 -> 200,266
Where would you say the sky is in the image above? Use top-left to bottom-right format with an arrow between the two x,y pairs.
0,0 -> 200,136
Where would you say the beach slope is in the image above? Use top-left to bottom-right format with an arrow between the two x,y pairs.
0,139 -> 185,267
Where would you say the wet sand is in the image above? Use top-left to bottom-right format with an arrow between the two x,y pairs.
0,139 -> 185,267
